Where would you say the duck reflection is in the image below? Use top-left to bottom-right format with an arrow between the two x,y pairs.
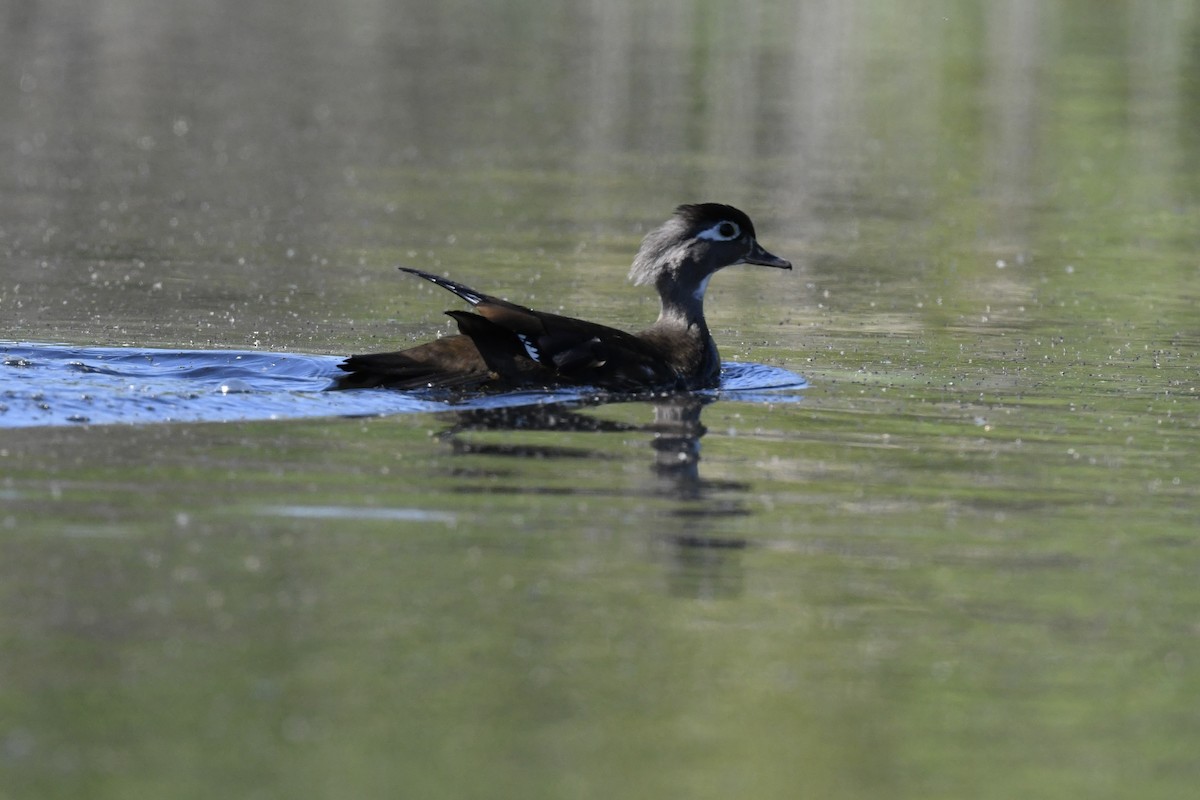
434,394 -> 747,598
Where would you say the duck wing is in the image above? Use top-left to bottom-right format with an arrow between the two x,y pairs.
336,268 -> 683,391
398,268 -> 680,389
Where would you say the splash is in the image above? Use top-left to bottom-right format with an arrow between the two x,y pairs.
1,342 -> 806,428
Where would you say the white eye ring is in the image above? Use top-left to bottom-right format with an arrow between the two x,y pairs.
696,220 -> 741,242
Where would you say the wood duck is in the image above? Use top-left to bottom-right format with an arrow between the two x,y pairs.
333,203 -> 791,392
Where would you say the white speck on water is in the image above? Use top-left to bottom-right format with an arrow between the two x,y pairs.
219,379 -> 254,394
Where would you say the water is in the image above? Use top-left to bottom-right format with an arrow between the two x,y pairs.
0,341 -> 805,426
3,1 -> 1200,798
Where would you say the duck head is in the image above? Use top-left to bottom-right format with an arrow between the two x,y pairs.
629,203 -> 791,322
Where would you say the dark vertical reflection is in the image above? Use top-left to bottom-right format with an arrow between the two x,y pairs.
644,396 -> 749,600
436,394 -> 748,599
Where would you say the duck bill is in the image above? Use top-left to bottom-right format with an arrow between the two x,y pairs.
739,240 -> 792,270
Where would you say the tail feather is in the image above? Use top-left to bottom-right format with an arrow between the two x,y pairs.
399,267 -> 490,307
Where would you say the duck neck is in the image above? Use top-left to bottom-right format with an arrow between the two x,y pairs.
650,273 -> 720,383
632,270 -> 722,387
655,272 -> 711,333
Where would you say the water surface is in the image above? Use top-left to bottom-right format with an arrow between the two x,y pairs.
3,1 -> 1200,798
0,341 -> 805,426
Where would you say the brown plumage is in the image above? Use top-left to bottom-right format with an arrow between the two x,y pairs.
333,203 -> 790,392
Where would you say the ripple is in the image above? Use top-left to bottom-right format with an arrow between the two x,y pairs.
257,505 -> 457,524
0,342 -> 806,428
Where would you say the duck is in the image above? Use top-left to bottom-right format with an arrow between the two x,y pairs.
333,203 -> 790,392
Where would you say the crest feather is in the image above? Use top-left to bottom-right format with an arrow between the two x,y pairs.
628,203 -> 755,285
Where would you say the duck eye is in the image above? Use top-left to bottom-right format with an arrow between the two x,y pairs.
698,221 -> 741,242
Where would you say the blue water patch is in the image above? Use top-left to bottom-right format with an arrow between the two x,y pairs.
0,342 -> 806,428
